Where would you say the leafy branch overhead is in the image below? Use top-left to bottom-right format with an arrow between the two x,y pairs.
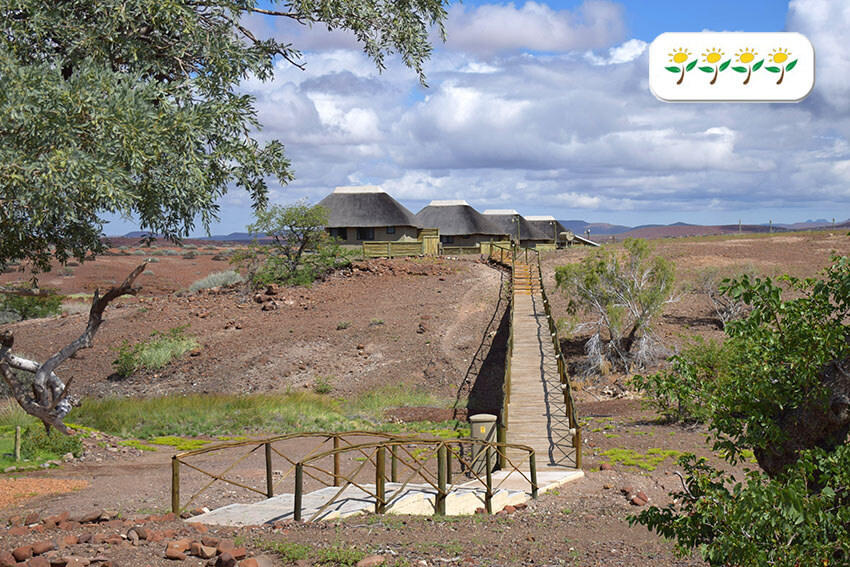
0,0 -> 449,276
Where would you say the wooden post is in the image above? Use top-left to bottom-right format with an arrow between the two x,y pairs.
333,436 -> 340,487
14,426 -> 20,461
171,456 -> 180,514
376,446 -> 386,514
265,443 -> 274,498
575,428 -> 582,469
484,446 -> 493,514
497,423 -> 506,468
391,445 -> 398,483
529,451 -> 538,499
294,463 -> 303,521
436,444 -> 447,516
445,443 -> 453,485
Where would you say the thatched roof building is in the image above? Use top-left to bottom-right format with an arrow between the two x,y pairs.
482,210 -> 551,246
415,200 -> 507,245
317,186 -> 419,244
525,215 -> 568,244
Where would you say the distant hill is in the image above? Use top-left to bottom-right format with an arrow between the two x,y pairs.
118,231 -> 259,241
558,220 -> 632,235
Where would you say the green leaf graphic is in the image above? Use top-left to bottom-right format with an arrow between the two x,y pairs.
766,66 -> 780,73
732,66 -> 747,73
686,59 -> 698,72
753,59 -> 764,71
665,66 -> 681,73
719,59 -> 731,72
699,66 -> 714,73
786,59 -> 798,71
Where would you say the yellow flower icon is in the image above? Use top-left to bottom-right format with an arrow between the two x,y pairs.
733,48 -> 763,85
669,47 -> 691,64
699,47 -> 730,85
766,48 -> 796,84
666,47 -> 696,84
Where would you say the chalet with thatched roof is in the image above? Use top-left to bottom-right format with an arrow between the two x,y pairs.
482,210 -> 551,248
317,186 -> 420,245
526,216 -> 599,247
415,200 -> 508,246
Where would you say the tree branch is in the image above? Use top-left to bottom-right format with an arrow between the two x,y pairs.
0,263 -> 147,434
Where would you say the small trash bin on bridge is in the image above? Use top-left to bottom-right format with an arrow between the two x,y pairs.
469,413 -> 497,475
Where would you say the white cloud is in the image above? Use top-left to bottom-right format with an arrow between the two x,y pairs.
585,38 -> 648,65
787,0 -> 850,113
207,2 -> 850,230
444,1 -> 626,54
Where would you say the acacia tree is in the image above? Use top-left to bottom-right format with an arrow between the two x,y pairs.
0,0 -> 448,431
633,255 -> 850,565
554,238 -> 676,374
234,201 -> 352,287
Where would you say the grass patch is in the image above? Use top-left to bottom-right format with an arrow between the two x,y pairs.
118,439 -> 157,451
599,448 -> 684,471
68,389 -> 462,440
189,270 -> 244,293
149,436 -> 210,451
112,325 -> 199,377
259,540 -> 365,566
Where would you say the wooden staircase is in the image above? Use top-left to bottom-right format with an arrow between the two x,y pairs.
512,263 -> 540,294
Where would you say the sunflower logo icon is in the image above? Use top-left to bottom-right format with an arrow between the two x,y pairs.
665,47 -> 698,85
698,47 -> 731,85
731,48 -> 763,85
765,48 -> 797,84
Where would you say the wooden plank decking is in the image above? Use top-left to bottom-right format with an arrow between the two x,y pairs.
505,263 -> 579,471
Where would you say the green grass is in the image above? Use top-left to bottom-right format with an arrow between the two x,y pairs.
259,540 -> 365,566
112,326 -> 199,377
118,439 -> 157,451
67,387 -> 461,440
599,448 -> 684,471
149,436 -> 210,451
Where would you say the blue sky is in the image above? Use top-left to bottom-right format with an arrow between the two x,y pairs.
105,0 -> 850,235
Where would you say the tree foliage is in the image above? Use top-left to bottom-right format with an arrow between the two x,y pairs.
633,254 -> 850,566
233,201 -> 352,287
0,0 -> 448,275
554,238 -> 676,374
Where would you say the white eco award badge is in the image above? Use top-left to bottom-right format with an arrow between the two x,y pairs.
649,32 -> 814,102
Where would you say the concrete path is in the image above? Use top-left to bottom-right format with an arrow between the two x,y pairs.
191,469 -> 582,526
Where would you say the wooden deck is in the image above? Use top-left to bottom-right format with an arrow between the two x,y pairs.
505,263 -> 579,470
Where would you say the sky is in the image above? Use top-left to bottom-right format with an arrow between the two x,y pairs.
104,0 -> 850,234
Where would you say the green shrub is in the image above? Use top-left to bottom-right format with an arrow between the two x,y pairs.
181,244 -> 198,250
21,425 -> 83,460
112,326 -> 199,377
164,249 -> 179,256
0,291 -> 63,320
150,249 -> 165,256
630,337 -> 730,423
130,250 -> 145,256
313,376 -> 333,394
189,270 -> 244,292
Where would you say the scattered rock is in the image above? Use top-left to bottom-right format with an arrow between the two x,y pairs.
502,505 -> 516,514
630,495 -> 647,506
356,556 -> 385,567
239,560 -> 260,567
12,545 -> 33,562
215,553 -> 237,567
31,541 -> 54,555
25,512 -> 40,525
165,547 -> 187,561
599,463 -> 613,471
27,556 -> 50,567
0,551 -> 15,567
636,490 -> 649,502
619,485 -> 633,496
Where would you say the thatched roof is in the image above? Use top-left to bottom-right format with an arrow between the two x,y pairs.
482,210 -> 550,242
525,215 -> 568,240
317,186 -> 419,228
415,201 -> 505,237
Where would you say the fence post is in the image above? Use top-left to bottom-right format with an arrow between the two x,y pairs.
14,426 -> 20,461
171,456 -> 180,514
575,429 -> 583,470
294,463 -> 303,521
391,445 -> 398,483
484,446 -> 493,514
529,451 -> 538,499
265,443 -> 274,498
436,444 -> 447,516
333,436 -> 340,487
376,446 -> 386,514
446,443 -> 453,485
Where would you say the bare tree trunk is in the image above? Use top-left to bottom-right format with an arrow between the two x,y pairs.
0,263 -> 146,434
